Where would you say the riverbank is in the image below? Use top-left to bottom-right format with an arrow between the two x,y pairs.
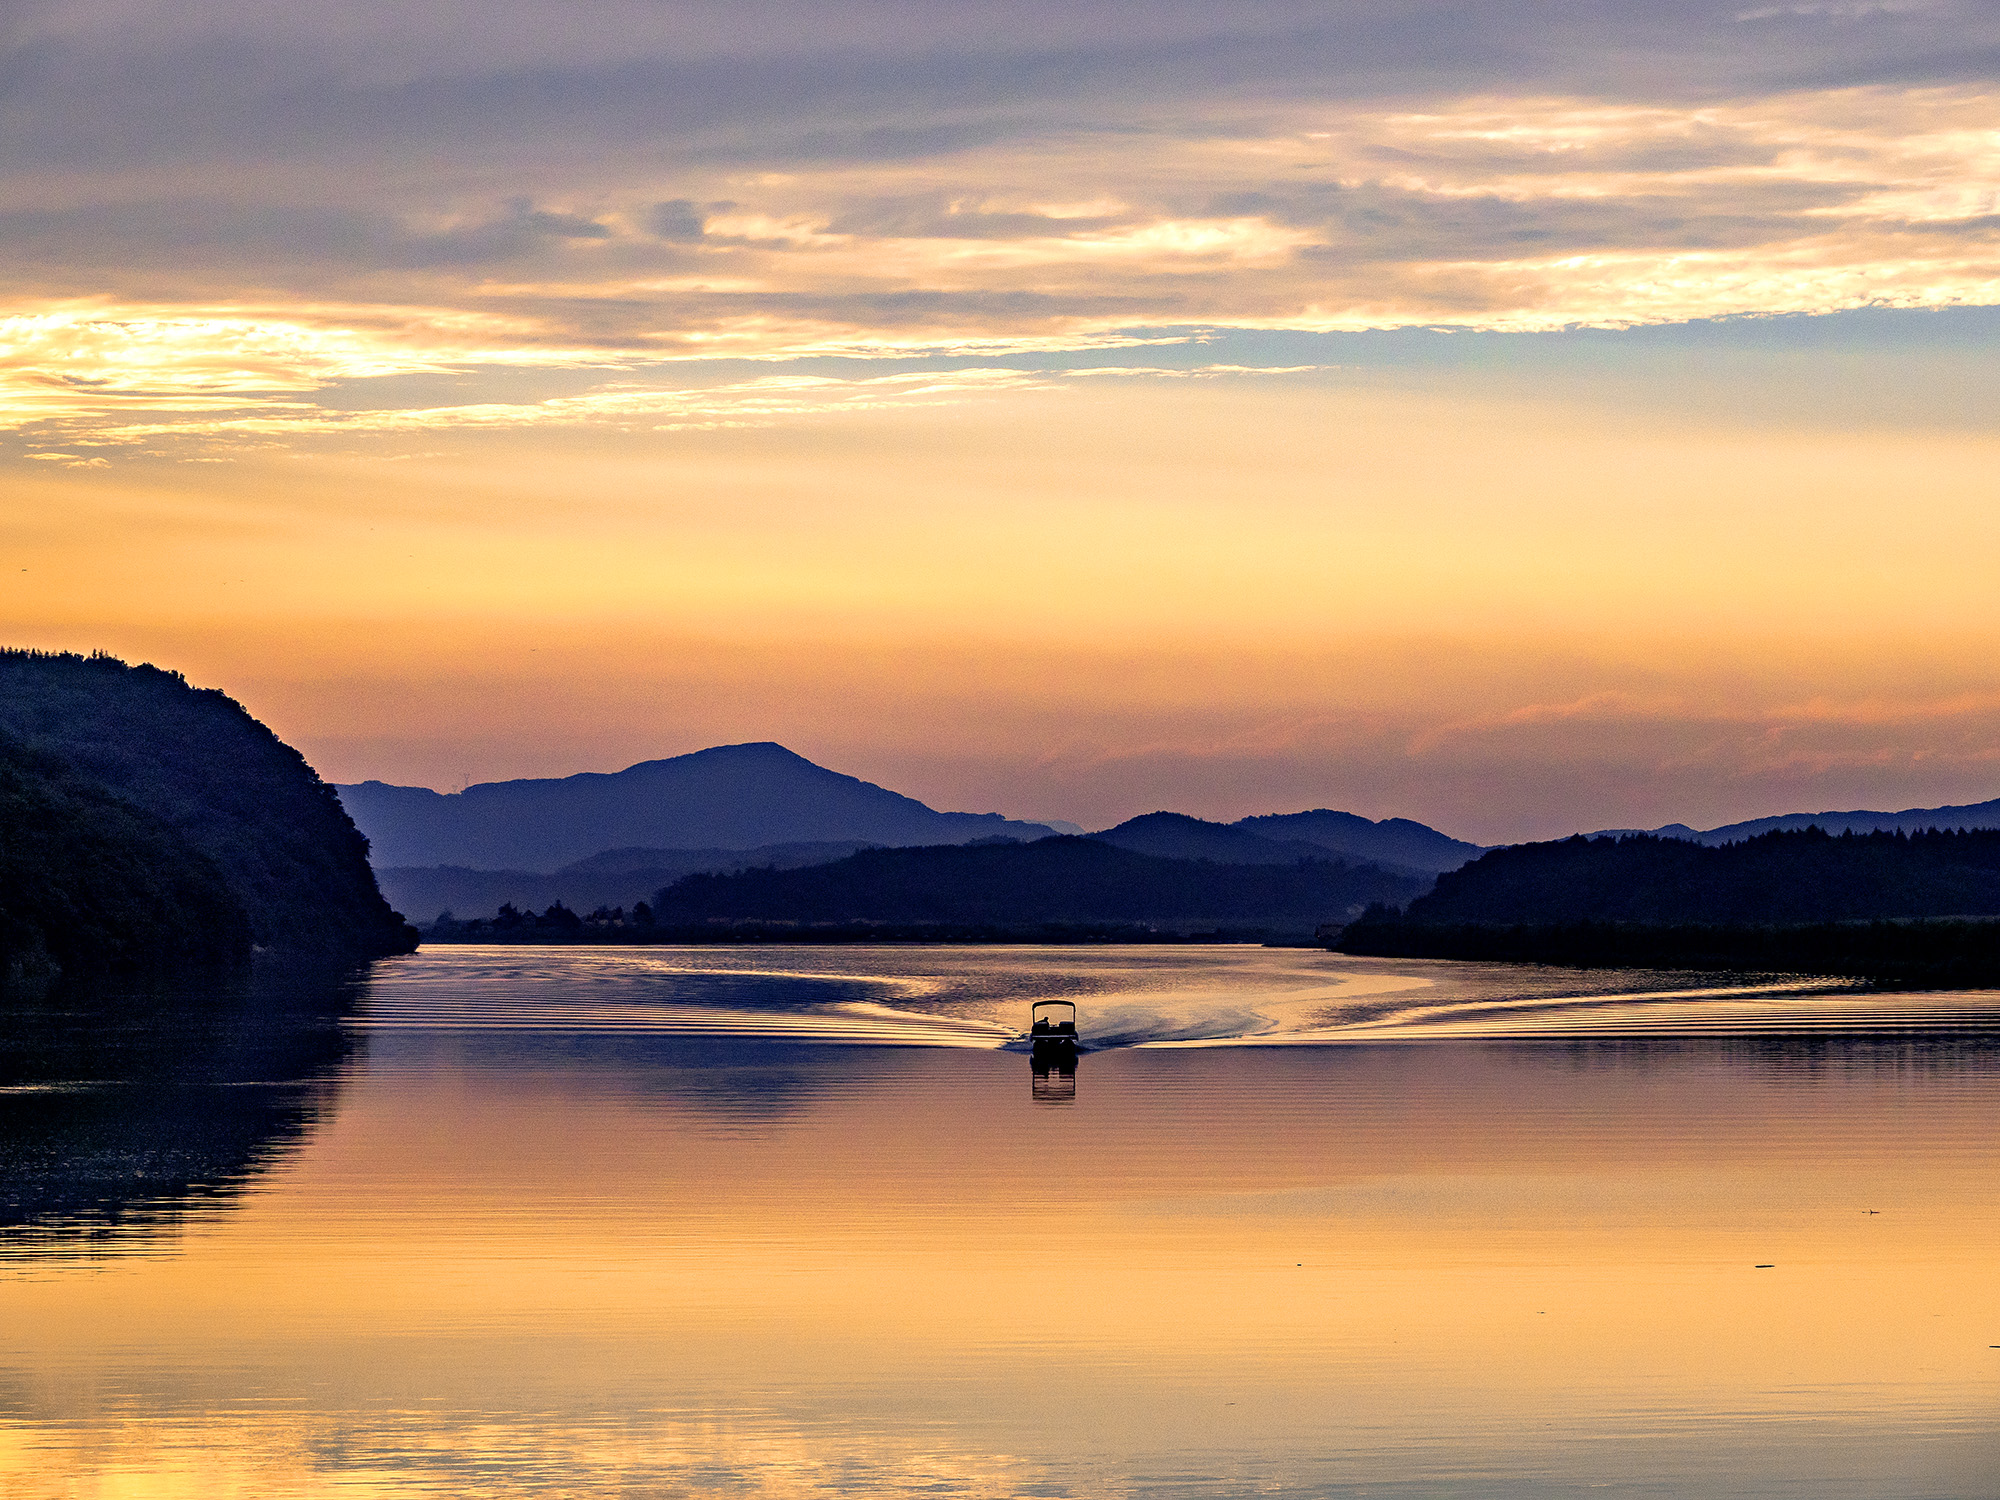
1333,915 -> 2000,988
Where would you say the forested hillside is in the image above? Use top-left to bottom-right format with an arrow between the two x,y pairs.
0,651 -> 416,973
0,733 -> 249,973
1398,828 -> 2000,925
1334,828 -> 2000,984
649,836 -> 1424,934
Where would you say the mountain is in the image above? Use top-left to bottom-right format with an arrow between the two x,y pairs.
336,743 -> 1058,870
0,650 -> 416,969
1595,797 -> 2000,845
377,841 -> 880,926
1230,809 -> 1484,874
1090,812 -> 1377,868
646,837 -> 1428,933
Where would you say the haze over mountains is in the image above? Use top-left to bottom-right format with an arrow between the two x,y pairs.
375,842 -> 882,927
337,740 -> 2000,929
339,744 -> 1487,923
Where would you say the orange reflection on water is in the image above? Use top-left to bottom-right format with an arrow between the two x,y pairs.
4,952 -> 2000,1497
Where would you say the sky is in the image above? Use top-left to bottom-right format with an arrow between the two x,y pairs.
4,0 -> 1999,842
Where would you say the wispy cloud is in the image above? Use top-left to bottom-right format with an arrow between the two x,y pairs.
5,0 -> 1999,447
77,368 -> 1066,443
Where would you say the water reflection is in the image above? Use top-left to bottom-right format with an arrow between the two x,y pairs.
0,963 -> 369,1252
6,947 -> 2000,1498
1030,1044 -> 1077,1104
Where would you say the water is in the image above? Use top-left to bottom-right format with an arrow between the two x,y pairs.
4,945 -> 2000,1498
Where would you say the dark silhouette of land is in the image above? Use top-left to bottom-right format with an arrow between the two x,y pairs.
1090,811 -> 1437,875
1337,915 -> 2000,987
0,733 -> 248,972
1591,797 -> 2000,845
0,650 -> 417,975
384,805 -> 1487,926
1379,828 -> 2000,924
651,835 -> 1422,934
1336,828 -> 2000,984
341,745 -> 1488,890
430,835 -> 1428,941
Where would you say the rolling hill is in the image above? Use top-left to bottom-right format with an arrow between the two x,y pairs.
1088,811 -> 1423,872
1229,809 -> 1483,874
645,836 -> 1427,935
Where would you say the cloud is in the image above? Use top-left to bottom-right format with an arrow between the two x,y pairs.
645,199 -> 710,242
1,0 -> 1996,445
34,367 -> 1068,446
1735,2 -> 1937,21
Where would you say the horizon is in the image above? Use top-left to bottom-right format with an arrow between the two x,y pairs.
326,733 -> 2000,848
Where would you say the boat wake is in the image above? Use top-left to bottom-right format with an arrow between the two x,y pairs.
361,945 -> 2000,1049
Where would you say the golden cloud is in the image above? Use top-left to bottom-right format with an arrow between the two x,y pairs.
5,86 -> 1997,445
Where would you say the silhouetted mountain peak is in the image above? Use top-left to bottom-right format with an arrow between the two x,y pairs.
337,743 -> 1058,870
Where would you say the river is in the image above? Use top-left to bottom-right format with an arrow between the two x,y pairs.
4,945 -> 1998,1497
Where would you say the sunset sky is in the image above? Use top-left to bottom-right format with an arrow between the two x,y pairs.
5,0 -> 1999,841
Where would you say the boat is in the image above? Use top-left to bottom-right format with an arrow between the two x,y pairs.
1028,999 -> 1078,1102
1028,999 -> 1079,1051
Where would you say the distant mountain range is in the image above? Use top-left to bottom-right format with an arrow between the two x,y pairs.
341,739 -> 2000,932
346,746 -> 1489,925
1592,797 -> 2000,845
379,809 -> 1479,927
337,743 -> 1058,870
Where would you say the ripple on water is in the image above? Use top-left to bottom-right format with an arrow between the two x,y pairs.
355,944 -> 2000,1047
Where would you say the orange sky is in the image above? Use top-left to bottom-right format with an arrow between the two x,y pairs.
8,365 -> 2000,840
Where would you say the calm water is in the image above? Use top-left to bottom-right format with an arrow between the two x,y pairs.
4,945 -> 2000,1498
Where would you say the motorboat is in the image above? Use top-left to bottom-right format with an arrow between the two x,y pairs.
1028,999 -> 1079,1050
1028,999 -> 1078,1102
